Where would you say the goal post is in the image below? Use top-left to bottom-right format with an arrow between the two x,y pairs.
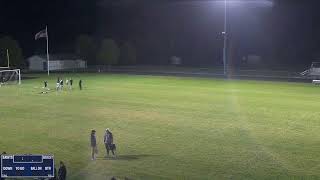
0,69 -> 21,85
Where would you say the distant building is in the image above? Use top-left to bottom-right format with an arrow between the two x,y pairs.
241,55 -> 262,67
170,56 -> 182,66
27,54 -> 87,71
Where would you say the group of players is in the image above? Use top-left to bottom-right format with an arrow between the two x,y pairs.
42,77 -> 83,93
55,77 -> 82,91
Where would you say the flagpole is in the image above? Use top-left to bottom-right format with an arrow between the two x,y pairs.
46,26 -> 50,76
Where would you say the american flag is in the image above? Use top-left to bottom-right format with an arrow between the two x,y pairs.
35,29 -> 47,40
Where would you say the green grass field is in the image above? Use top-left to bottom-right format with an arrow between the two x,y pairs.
1,73 -> 320,180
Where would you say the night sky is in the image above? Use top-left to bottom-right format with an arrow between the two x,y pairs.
1,0 -> 320,68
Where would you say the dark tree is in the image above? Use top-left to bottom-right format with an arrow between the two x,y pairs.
120,41 -> 137,65
0,36 -> 23,67
96,39 -> 120,69
75,35 -> 96,65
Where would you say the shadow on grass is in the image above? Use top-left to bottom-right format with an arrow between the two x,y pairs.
96,154 -> 159,161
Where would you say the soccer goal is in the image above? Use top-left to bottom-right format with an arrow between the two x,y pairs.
0,69 -> 21,85
0,49 -> 21,86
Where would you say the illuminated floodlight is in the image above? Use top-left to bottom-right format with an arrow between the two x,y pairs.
221,0 -> 273,75
222,0 -> 274,8
172,0 -> 274,8
168,0 -> 274,75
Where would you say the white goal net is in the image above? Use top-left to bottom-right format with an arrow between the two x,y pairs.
0,69 -> 21,85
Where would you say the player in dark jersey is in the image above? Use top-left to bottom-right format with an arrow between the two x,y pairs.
79,79 -> 82,90
58,161 -> 67,180
69,78 -> 73,89
60,79 -> 64,90
90,130 -> 97,160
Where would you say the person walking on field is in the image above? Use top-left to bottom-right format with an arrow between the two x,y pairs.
90,130 -> 98,160
69,78 -> 73,90
79,79 -> 82,90
104,128 -> 115,157
60,79 -> 64,90
44,81 -> 48,89
58,161 -> 67,180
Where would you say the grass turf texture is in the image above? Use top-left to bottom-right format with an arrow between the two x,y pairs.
1,73 -> 320,180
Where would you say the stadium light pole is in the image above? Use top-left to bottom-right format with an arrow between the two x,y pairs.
220,0 -> 273,76
165,0 -> 273,76
222,0 -> 227,76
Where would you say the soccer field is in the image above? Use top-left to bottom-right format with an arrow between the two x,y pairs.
1,73 -> 320,180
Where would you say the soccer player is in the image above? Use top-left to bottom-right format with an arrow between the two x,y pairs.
44,81 -> 48,89
58,161 -> 67,180
1,77 -> 5,86
79,79 -> 82,90
69,78 -> 73,89
104,128 -> 115,157
90,130 -> 97,160
56,81 -> 60,91
56,77 -> 61,91
60,79 -> 64,90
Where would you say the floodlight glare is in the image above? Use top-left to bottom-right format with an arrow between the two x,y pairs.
221,0 -> 273,76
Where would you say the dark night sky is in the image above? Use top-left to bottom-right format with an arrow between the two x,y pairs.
1,0 -> 320,68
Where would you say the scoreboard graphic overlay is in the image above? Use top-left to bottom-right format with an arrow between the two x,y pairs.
1,154 -> 54,178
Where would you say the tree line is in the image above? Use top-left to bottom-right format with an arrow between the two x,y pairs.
0,35 -> 136,68
0,36 -> 23,67
76,35 -> 136,67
